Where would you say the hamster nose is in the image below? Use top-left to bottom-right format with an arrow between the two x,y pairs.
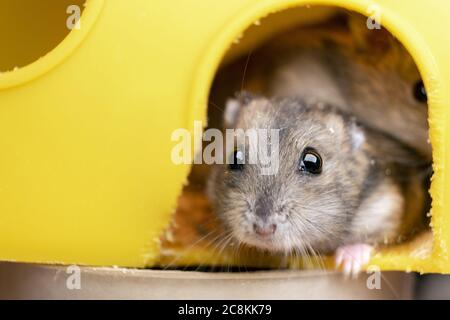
253,223 -> 277,237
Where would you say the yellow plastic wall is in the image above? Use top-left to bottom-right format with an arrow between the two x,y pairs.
0,0 -> 449,273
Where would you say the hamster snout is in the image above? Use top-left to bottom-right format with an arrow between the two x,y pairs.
253,223 -> 276,237
240,208 -> 291,250
246,197 -> 289,241
253,198 -> 277,236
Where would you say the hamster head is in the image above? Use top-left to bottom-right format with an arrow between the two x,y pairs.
208,95 -> 372,254
346,13 -> 428,106
266,17 -> 430,158
339,20 -> 430,158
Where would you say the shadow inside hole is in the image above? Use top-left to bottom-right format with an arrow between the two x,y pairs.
0,0 -> 86,72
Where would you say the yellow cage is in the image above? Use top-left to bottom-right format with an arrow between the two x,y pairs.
0,0 -> 448,274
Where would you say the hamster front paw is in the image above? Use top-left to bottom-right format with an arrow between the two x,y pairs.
335,244 -> 373,278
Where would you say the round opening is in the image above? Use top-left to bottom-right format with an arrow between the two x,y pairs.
163,5 -> 434,271
0,0 -> 103,89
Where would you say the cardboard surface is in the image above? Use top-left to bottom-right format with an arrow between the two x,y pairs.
0,262 -> 414,299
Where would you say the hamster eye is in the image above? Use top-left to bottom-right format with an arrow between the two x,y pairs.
299,148 -> 322,174
229,150 -> 244,170
413,80 -> 427,103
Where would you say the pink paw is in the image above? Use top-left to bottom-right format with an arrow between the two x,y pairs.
335,244 -> 373,278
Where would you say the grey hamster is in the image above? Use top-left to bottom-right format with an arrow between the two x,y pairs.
207,95 -> 429,274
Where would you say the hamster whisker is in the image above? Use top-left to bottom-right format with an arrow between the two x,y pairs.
209,231 -> 235,258
240,50 -> 253,91
288,219 -> 333,270
196,230 -> 234,272
293,204 -> 346,220
304,241 -> 326,271
161,228 -> 220,270
284,230 -> 307,268
297,241 -> 314,270
208,100 -> 224,113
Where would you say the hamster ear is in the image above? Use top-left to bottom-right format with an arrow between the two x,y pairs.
224,98 -> 242,127
236,90 -> 256,105
350,121 -> 366,150
224,91 -> 257,127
